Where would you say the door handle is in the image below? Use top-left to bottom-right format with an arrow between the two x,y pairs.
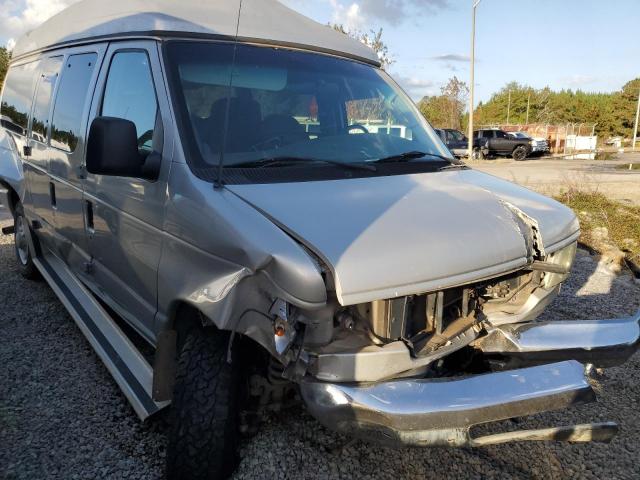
23,145 -> 32,157
49,182 -> 57,209
85,200 -> 95,235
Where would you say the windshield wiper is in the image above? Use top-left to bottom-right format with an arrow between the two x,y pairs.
231,156 -> 377,172
438,163 -> 469,171
372,151 -> 455,164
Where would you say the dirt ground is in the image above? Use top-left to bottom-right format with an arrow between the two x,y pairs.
472,152 -> 640,206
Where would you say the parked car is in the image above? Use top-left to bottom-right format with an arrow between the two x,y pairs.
435,128 -> 488,159
1,1 -> 638,478
508,131 -> 550,156
474,128 -> 532,160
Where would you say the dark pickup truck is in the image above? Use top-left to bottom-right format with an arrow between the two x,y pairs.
435,128 -> 488,159
474,129 -> 532,160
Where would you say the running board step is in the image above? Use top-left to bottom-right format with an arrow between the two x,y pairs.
33,253 -> 169,420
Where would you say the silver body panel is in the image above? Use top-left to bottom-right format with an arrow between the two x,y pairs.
228,170 -> 579,305
12,0 -> 378,65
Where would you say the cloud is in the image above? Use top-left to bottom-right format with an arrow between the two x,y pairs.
392,74 -> 436,100
358,0 -> 450,26
432,53 -> 470,62
326,0 -> 450,29
0,0 -> 81,49
562,74 -> 598,87
329,0 -> 365,31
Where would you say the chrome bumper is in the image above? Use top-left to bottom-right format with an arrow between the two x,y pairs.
301,311 -> 640,447
476,309 -> 640,368
300,361 -> 616,447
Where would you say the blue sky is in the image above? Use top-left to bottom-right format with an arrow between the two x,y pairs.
281,0 -> 639,103
2,0 -> 637,104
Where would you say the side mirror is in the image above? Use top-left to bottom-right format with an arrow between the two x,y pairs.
86,116 -> 160,180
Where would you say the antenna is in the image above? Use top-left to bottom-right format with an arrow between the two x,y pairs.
215,0 -> 243,189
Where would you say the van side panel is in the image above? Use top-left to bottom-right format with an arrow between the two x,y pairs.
81,41 -> 174,341
48,46 -> 107,282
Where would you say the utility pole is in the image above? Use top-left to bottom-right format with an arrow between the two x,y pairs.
633,87 -> 640,152
506,89 -> 511,124
468,0 -> 482,159
525,92 -> 531,125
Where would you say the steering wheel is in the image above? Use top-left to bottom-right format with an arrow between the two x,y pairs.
137,129 -> 154,148
251,135 -> 285,152
345,124 -> 369,134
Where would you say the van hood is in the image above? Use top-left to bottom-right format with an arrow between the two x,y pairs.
227,170 -> 579,305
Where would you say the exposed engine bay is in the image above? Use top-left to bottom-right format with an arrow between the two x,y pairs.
269,241 -> 578,384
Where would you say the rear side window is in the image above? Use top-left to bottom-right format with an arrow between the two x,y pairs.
101,51 -> 158,153
30,56 -> 63,143
0,61 -> 40,136
481,130 -> 493,139
51,53 -> 98,152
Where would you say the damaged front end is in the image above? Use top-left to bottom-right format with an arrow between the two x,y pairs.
274,240 -> 640,448
225,170 -> 638,448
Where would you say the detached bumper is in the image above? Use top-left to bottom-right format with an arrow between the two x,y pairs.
477,309 -> 640,368
300,361 -> 614,447
301,311 -> 639,447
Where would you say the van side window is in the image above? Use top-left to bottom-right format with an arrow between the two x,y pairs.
51,53 -> 98,152
101,51 -> 158,154
30,56 -> 63,143
0,61 -> 40,136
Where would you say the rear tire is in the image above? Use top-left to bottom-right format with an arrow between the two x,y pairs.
512,145 -> 528,161
13,202 -> 39,280
166,329 -> 241,480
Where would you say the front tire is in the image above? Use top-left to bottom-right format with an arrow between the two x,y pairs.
512,145 -> 528,161
13,202 -> 39,280
472,147 -> 485,161
166,329 -> 241,480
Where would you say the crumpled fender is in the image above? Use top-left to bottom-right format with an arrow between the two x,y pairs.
156,162 -> 328,353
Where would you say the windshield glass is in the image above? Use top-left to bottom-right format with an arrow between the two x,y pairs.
446,130 -> 466,141
165,41 -> 452,177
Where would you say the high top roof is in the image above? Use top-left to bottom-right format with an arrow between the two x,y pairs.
12,0 -> 379,65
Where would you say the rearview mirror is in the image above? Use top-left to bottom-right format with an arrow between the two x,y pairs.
86,116 -> 160,180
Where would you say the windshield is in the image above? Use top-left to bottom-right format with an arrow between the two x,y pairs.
446,130 -> 466,141
165,41 -> 452,180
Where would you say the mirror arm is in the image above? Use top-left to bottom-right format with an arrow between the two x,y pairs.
140,151 -> 162,180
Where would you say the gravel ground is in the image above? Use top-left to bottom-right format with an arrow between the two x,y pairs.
1,213 -> 639,480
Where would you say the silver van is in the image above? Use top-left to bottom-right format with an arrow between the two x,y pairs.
1,0 -> 638,478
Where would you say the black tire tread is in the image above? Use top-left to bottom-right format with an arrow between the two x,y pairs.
166,330 -> 239,480
512,145 -> 528,161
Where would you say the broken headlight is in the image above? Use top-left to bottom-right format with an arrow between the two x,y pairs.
543,241 -> 577,288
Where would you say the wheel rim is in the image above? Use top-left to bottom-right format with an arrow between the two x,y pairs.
15,214 -> 29,265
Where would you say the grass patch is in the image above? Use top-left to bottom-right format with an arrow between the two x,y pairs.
595,151 -> 618,161
615,163 -> 640,170
555,190 -> 640,267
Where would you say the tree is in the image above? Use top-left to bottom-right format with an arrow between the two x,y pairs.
417,76 -> 469,130
331,24 -> 394,69
612,78 -> 640,138
472,79 -> 640,139
0,47 -> 10,89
